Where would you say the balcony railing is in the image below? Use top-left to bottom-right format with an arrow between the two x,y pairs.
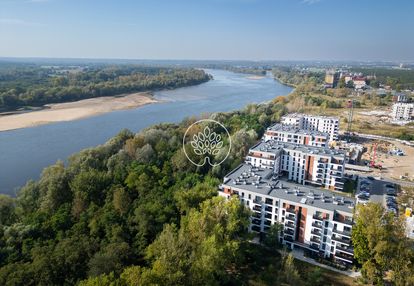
333,216 -> 353,226
335,252 -> 353,262
331,235 -> 351,245
286,208 -> 296,214
286,215 -> 296,221
312,215 -> 323,221
283,235 -> 294,242
284,229 -> 294,236
285,222 -> 295,229
253,205 -> 262,212
310,236 -> 321,244
312,222 -> 323,229
265,206 -> 272,212
336,245 -> 354,255
333,228 -> 352,237
311,229 -> 322,236
252,219 -> 261,226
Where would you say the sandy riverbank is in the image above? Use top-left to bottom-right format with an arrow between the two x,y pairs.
246,75 -> 265,80
0,92 -> 157,132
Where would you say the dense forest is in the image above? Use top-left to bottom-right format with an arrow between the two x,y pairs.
0,95 -> 290,285
0,63 -> 211,112
351,67 -> 414,90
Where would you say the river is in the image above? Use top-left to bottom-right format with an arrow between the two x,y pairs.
0,69 -> 292,195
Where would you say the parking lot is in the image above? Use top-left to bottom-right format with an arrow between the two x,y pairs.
355,176 -> 398,214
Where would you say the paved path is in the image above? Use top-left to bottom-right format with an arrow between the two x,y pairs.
290,249 -> 361,278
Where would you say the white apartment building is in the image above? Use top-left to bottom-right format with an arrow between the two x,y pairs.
219,164 -> 355,266
246,141 -> 345,191
263,124 -> 329,147
391,102 -> 414,121
281,114 -> 339,141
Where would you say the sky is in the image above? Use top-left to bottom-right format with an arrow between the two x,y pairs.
0,0 -> 413,61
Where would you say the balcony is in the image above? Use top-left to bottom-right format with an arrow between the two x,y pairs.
265,206 -> 273,212
310,243 -> 320,251
264,220 -> 271,226
252,219 -> 261,226
284,228 -> 294,236
252,212 -> 261,219
253,205 -> 262,212
333,216 -> 353,226
253,199 -> 262,204
335,252 -> 353,263
265,213 -> 272,219
286,215 -> 296,221
265,198 -> 273,205
310,236 -> 321,244
312,214 -> 323,221
311,229 -> 322,236
336,245 -> 354,255
312,222 -> 323,229
333,228 -> 351,237
251,225 -> 261,233
285,221 -> 295,229
286,208 -> 296,214
331,235 -> 351,245
330,171 -> 342,178
284,235 -> 294,242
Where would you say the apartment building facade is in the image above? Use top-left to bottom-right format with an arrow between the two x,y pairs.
263,123 -> 329,147
281,114 -> 339,141
391,102 -> 414,121
246,141 -> 345,191
219,164 -> 355,266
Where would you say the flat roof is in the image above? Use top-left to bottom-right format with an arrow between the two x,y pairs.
222,163 -> 355,214
250,140 -> 345,158
266,123 -> 329,137
282,113 -> 339,121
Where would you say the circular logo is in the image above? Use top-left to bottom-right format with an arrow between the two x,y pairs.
183,119 -> 231,167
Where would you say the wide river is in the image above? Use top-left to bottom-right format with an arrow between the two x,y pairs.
0,69 -> 292,196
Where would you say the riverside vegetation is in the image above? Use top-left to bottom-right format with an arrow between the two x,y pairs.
0,63 -> 211,112
1,68 -> 413,285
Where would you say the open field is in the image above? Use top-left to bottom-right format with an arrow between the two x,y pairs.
0,92 -> 157,132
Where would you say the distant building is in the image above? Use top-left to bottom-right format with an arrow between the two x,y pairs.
325,70 -> 339,88
391,102 -> 414,121
281,114 -> 339,141
393,93 -> 409,103
352,77 -> 366,90
263,123 -> 329,147
245,141 -> 346,191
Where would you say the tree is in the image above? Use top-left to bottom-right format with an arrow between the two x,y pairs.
352,203 -> 414,285
0,195 -> 16,226
133,196 -> 251,285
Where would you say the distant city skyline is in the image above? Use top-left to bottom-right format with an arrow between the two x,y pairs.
0,0 -> 413,61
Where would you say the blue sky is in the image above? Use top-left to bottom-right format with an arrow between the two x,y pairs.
0,0 -> 413,61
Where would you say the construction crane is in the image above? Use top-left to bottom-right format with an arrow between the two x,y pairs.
346,99 -> 354,142
370,143 -> 382,170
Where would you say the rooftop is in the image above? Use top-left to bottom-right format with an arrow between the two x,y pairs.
266,123 -> 329,138
250,140 -> 345,158
222,163 -> 354,214
282,113 -> 339,121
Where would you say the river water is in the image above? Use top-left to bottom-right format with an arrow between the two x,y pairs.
0,69 -> 292,195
